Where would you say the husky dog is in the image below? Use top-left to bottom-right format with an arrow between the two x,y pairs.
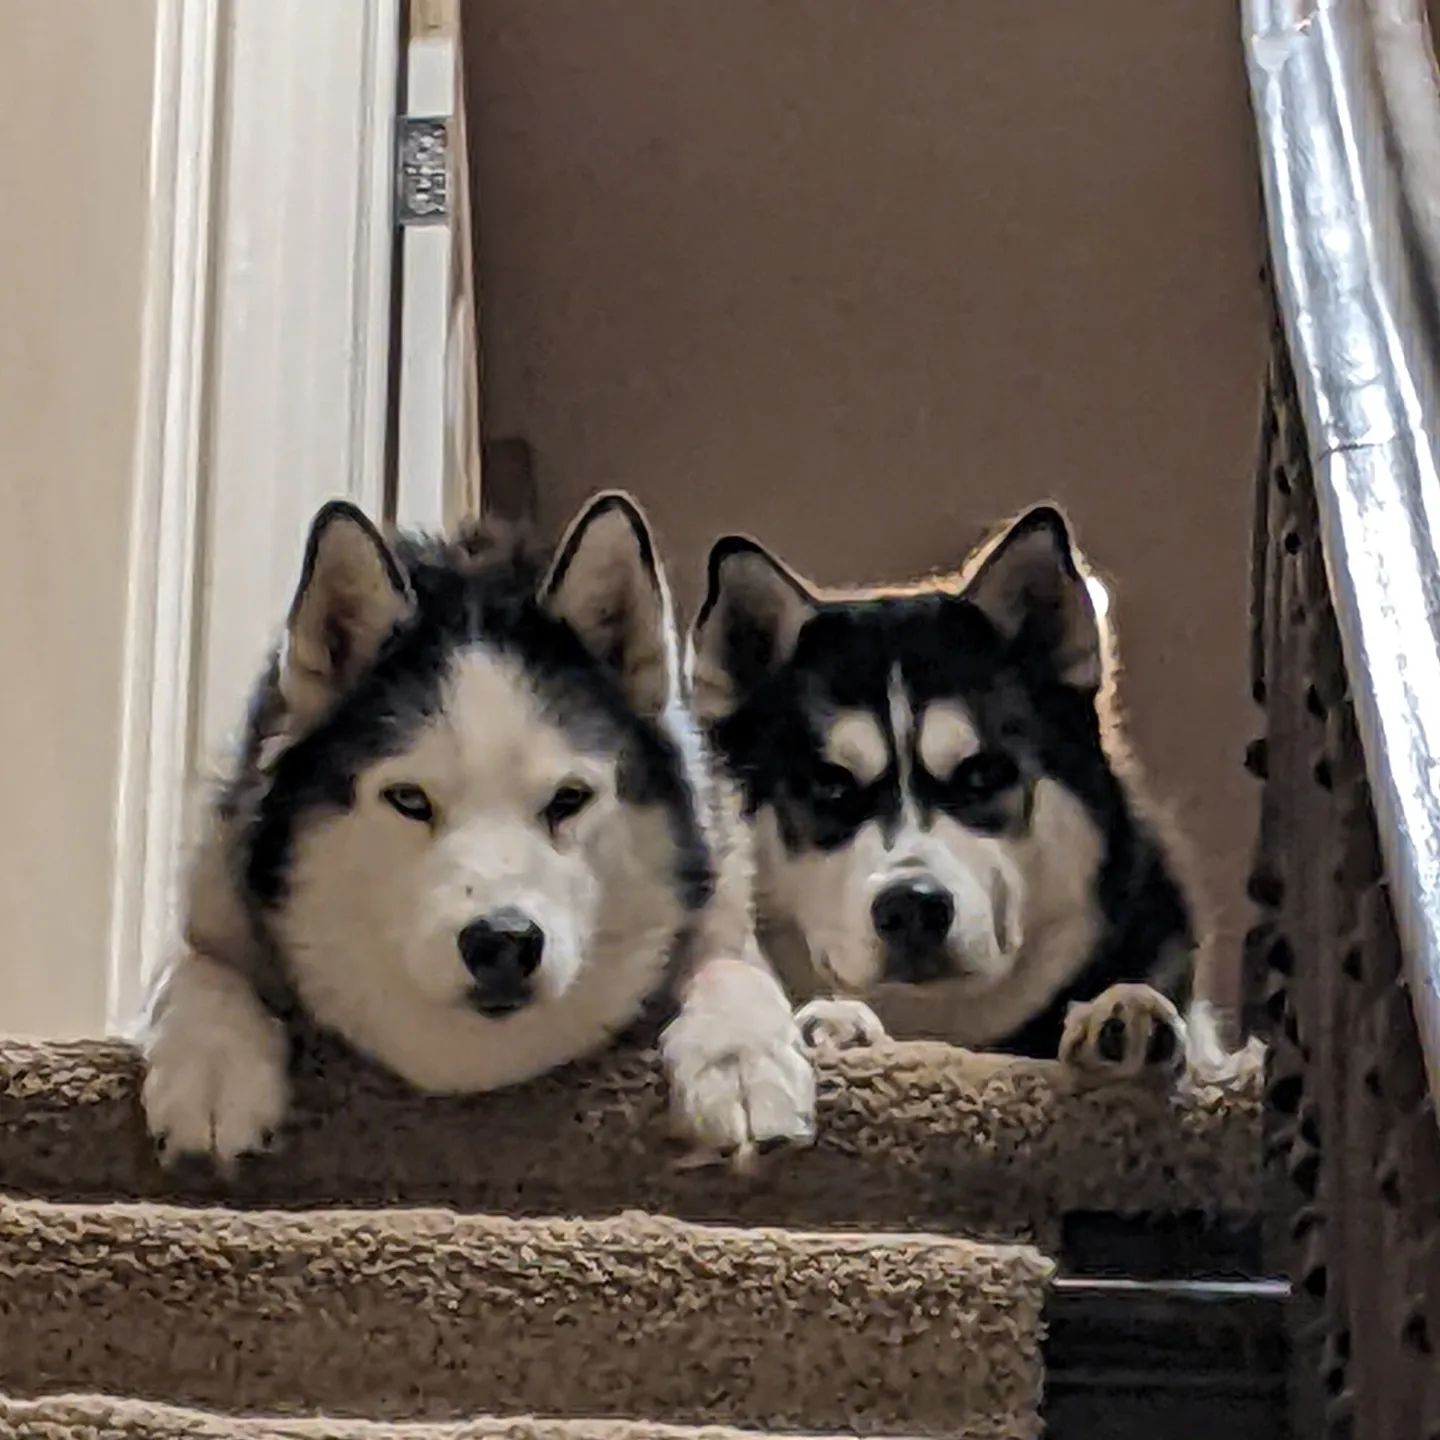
689,504 -> 1225,1082
141,493 -> 814,1169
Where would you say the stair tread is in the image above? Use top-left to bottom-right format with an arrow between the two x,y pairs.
0,1196 -> 1050,1436
0,1035 -> 1262,1239
0,1394 -> 951,1440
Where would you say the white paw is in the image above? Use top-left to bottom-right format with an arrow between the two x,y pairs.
141,957 -> 290,1172
1060,982 -> 1187,1086
661,958 -> 816,1168
795,997 -> 888,1054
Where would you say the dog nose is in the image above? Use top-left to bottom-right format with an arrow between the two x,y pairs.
457,908 -> 544,1013
872,877 -> 955,981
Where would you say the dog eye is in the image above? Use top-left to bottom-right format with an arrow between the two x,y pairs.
812,763 -> 859,807
381,783 -> 435,824
542,781 -> 595,830
953,752 -> 1019,799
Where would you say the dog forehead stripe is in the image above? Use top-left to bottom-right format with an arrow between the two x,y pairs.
824,711 -> 890,783
918,702 -> 981,777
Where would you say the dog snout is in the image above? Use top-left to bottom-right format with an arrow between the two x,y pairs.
456,908 -> 544,1016
871,876 -> 955,982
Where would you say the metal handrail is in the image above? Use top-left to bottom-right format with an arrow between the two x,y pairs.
1243,0 -> 1440,1103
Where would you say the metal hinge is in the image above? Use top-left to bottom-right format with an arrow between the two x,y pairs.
396,115 -> 449,225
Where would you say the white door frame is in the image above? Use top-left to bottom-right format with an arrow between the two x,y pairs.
107,0 -> 407,1031
394,0 -> 483,531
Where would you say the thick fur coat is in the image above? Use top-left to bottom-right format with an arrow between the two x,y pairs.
141,494 -> 812,1170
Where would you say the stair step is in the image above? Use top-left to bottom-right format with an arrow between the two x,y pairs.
0,1036 -> 1261,1245
1044,1277 -> 1292,1440
0,1394 -> 936,1440
0,1198 -> 1051,1437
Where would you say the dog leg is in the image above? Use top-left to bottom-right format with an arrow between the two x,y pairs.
1059,981 -> 1188,1086
661,953 -> 815,1170
795,996 -> 888,1054
141,950 -> 290,1173
660,773 -> 816,1168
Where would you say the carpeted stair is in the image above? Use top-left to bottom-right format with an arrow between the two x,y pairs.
0,1399 -> 932,1440
0,1034 -> 1272,1438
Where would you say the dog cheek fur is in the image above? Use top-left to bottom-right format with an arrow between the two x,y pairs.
271,808 -> 456,1019
264,794 -> 694,1096
757,811 -> 884,992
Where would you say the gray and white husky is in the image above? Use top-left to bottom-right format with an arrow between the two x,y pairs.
689,504 -> 1235,1082
141,493 -> 813,1169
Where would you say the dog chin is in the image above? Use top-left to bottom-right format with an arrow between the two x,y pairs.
828,950 -> 1020,999
810,945 -> 884,994
461,989 -> 533,1020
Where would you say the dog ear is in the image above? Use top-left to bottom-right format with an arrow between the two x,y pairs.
282,501 -> 412,728
689,537 -> 819,721
542,492 -> 673,717
965,505 -> 1101,689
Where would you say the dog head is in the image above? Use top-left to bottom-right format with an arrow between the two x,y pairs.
690,505 -> 1109,1003
244,493 -> 708,1066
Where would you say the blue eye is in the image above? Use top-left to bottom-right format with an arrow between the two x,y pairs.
381,783 -> 435,824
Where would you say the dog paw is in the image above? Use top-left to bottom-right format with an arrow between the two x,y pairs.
1060,982 -> 1187,1086
795,997 -> 888,1054
661,958 -> 816,1169
141,960 -> 290,1172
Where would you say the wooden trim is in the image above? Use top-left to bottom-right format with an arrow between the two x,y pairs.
394,0 -> 483,529
446,10 -> 484,522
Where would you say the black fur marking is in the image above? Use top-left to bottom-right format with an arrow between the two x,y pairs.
1097,1016 -> 1128,1064
1145,1014 -> 1179,1066
547,492 -> 658,592
288,501 -> 411,626
242,530 -> 711,917
707,584 -> 1194,1059
699,537 -> 818,700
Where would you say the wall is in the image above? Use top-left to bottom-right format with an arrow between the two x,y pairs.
465,0 -> 1266,998
0,2 -> 159,1035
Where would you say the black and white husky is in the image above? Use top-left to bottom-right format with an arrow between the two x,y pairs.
689,505 -> 1232,1082
141,494 -> 814,1169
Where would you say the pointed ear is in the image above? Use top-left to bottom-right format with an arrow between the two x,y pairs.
541,492 -> 673,716
689,537 -> 819,721
965,505 -> 1102,689
282,501 -> 412,727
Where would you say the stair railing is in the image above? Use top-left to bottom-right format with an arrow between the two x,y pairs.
1242,0 -> 1440,1433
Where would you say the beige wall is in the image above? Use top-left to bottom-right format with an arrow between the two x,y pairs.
0,2 -> 159,1035
466,1 -> 1266,995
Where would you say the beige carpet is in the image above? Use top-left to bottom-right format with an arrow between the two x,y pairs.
0,1034 -> 1264,1439
0,1396 -> 935,1440
0,1035 -> 1262,1241
0,1199 -> 1048,1436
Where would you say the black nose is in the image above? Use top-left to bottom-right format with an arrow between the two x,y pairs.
457,908 -> 544,1014
872,877 -> 955,982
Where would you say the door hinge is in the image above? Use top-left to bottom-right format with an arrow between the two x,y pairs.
396,115 -> 449,225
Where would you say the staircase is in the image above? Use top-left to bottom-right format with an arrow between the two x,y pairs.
0,1032 -> 1277,1438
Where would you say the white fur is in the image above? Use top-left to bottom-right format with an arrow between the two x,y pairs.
142,495 -> 816,1171
144,643 -> 812,1166
887,668 -> 915,791
141,951 -> 290,1168
274,647 -> 685,1093
761,775 -> 1105,1048
794,995 -> 888,1053
661,957 -> 814,1166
